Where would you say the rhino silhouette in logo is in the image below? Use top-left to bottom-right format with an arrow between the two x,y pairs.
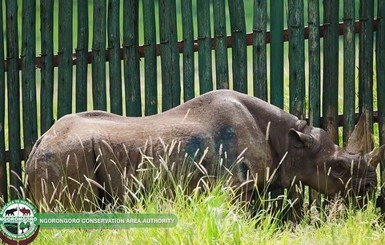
5,208 -> 17,216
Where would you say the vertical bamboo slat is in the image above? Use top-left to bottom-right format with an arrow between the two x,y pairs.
287,0 -> 306,221
213,0 -> 229,90
76,0 -> 89,113
124,0 -> 141,116
58,0 -> 73,118
343,0 -> 355,143
228,0 -> 247,93
376,0 -> 385,183
181,0 -> 195,101
288,0 -> 305,118
6,0 -> 22,199
40,0 -> 54,133
0,2 -> 6,202
159,0 -> 180,110
270,0 -> 284,108
269,0 -> 285,210
253,0 -> 267,100
108,0 -> 122,115
143,0 -> 158,114
308,0 -> 320,128
308,0 -> 321,208
197,0 -> 213,94
359,0 -> 374,148
323,0 -> 339,143
21,0 -> 38,157
92,0 -> 107,111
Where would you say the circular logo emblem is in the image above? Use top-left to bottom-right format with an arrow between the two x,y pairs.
0,199 -> 39,243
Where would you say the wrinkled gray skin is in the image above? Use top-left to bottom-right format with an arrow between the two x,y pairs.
25,90 -> 385,211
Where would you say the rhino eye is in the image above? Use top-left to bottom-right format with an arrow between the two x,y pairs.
331,161 -> 347,177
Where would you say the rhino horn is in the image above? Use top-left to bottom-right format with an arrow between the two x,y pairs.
367,144 -> 385,167
345,113 -> 373,154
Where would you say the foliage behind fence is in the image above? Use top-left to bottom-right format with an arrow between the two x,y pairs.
0,0 -> 384,204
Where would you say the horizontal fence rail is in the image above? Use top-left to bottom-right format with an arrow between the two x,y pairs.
2,19 -> 381,72
0,0 -> 384,208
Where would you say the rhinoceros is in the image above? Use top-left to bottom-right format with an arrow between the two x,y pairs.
25,90 -> 385,210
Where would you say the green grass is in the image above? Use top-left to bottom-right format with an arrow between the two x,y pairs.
32,183 -> 385,245
25,144 -> 385,245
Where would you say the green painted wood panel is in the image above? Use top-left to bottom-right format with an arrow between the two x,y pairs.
108,0 -> 123,115
21,0 -> 38,158
253,0 -> 267,100
270,0 -> 284,108
6,0 -> 22,199
40,0 -> 54,133
288,0 -> 305,118
343,0 -> 355,143
359,0 -> 374,150
159,0 -> 180,110
76,0 -> 89,113
143,0 -> 158,114
124,0 -> 141,116
213,0 -> 229,90
197,0 -> 213,94
228,0 -> 247,93
92,0 -> 107,111
322,0 -> 339,143
181,0 -> 195,101
58,0 -> 73,118
308,0 -> 320,127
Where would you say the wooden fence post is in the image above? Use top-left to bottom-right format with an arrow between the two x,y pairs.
308,0 -> 322,207
288,0 -> 305,118
6,0 -> 22,199
181,0 -> 195,101
343,0 -> 356,143
269,0 -> 285,215
76,0 -> 89,113
124,0 -> 141,116
213,0 -> 229,90
58,0 -> 73,118
359,0 -> 374,150
92,0 -> 107,111
159,0 -> 180,110
253,0 -> 267,100
197,0 -> 213,94
228,0 -> 247,93
323,0 -> 339,143
270,0 -> 284,109
143,0 -> 158,114
40,0 -> 54,133
288,0 -> 305,221
21,0 -> 38,158
308,0 -> 321,128
0,1 -> 6,202
108,0 -> 123,115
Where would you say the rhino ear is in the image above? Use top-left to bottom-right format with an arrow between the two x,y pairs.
346,113 -> 373,154
288,129 -> 315,148
367,144 -> 385,167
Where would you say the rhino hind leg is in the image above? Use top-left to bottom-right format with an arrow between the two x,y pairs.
26,146 -> 99,212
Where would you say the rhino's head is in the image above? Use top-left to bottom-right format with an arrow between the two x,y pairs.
287,115 -> 385,199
